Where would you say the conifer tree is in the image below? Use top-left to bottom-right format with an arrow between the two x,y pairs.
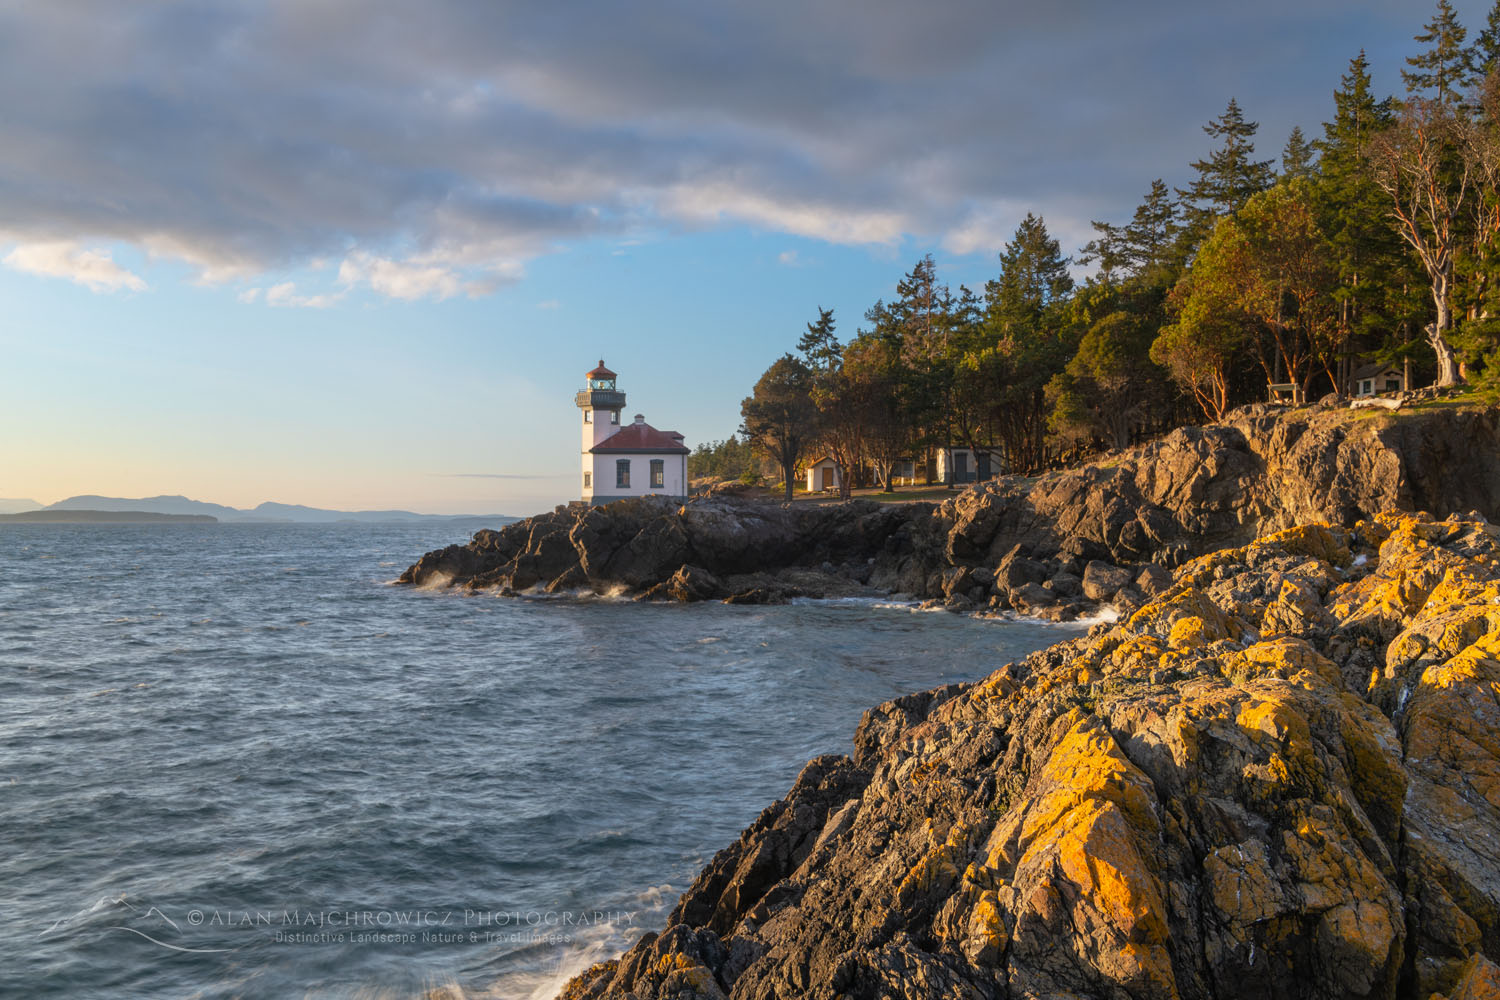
1403,0 -> 1470,107
1316,51 -> 1405,388
1177,98 -> 1275,253
985,213 -> 1073,332
796,306 -> 841,374
983,214 -> 1075,473
1470,0 -> 1500,84
1281,126 -> 1317,180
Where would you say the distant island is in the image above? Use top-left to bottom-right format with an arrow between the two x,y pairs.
0,510 -> 218,524
4,494 -> 519,525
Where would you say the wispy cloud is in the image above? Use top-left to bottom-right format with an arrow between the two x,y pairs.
535,298 -> 560,310
3,241 -> 146,293
265,281 -> 341,309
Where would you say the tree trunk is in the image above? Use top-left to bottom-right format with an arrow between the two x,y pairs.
1427,321 -> 1462,387
1428,262 -> 1464,386
1429,268 -> 1464,387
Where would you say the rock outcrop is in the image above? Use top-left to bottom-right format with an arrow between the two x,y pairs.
401,401 -> 1500,619
558,512 -> 1500,1000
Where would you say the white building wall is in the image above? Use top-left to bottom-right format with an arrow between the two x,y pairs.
937,447 -> 1005,484
589,453 -> 687,501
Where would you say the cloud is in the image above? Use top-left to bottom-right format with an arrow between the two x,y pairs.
0,0 -> 1452,297
536,298 -> 560,309
336,253 -> 464,302
237,287 -> 261,303
264,281 -> 341,308
777,250 -> 799,267
2,241 -> 146,293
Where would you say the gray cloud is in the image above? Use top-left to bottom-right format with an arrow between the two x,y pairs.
0,0 -> 1466,296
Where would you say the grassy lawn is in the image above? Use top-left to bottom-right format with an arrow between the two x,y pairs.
789,484 -> 970,504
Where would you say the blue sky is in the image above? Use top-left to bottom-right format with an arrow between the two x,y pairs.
0,0 -> 1486,515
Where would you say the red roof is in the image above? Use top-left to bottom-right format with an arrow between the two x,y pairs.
587,360 -> 617,379
590,421 -> 689,454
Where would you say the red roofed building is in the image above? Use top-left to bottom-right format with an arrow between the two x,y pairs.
575,360 -> 689,503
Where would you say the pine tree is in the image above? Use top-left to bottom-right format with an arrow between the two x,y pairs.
1281,126 -> 1317,180
1177,98 -> 1275,253
1403,0 -> 1470,106
796,306 -> 841,374
985,213 -> 1073,332
1315,51 -> 1405,389
1470,0 -> 1500,83
983,214 -> 1075,473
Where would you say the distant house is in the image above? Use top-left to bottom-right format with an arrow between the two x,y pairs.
576,360 -> 689,503
806,456 -> 841,492
1349,362 -> 1405,398
937,447 -> 1005,484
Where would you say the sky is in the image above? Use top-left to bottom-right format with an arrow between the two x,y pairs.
0,0 -> 1488,515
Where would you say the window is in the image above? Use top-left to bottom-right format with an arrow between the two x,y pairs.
616,459 -> 630,488
1385,378 -> 1401,392
650,459 -> 664,488
610,410 -> 620,425
584,411 -> 592,423
583,472 -> 591,488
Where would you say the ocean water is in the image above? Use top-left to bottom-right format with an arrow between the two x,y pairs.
0,522 -> 1086,999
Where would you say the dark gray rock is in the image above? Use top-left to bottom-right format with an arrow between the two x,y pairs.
1080,560 -> 1132,601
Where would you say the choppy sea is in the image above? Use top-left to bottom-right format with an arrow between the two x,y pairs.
0,522 -> 1087,998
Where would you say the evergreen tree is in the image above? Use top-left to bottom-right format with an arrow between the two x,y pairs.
1281,126 -> 1317,180
1471,0 -> 1500,84
985,213 -> 1074,332
1177,98 -> 1275,253
983,214 -> 1076,473
1403,0 -> 1470,106
1080,180 -> 1183,286
1316,51 -> 1404,390
796,306 -> 841,374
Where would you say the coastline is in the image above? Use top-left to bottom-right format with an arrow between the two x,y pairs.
390,398 -> 1500,999
555,512 -> 1500,1000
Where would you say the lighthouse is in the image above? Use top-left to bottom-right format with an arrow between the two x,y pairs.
576,360 -> 689,504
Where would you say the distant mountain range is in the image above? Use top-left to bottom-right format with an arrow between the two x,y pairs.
19,495 -> 518,524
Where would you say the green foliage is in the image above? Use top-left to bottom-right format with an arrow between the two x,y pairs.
1081,179 -> 1183,286
1048,304 -> 1166,450
1281,126 -> 1317,180
1177,98 -> 1276,254
1403,0 -> 1470,106
985,213 -> 1074,333
796,306 -> 841,374
740,353 -> 816,500
687,436 -> 755,481
730,7 -> 1500,470
1152,247 -> 1246,421
1473,1 -> 1500,84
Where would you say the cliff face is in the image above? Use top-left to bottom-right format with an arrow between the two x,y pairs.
558,513 -> 1500,1000
401,402 -> 1500,620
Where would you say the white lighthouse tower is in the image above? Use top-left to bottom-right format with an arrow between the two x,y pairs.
576,360 -> 689,504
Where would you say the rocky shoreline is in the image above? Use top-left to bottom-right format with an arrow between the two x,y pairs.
396,399 -> 1500,999
400,401 -> 1500,622
557,511 -> 1500,1000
